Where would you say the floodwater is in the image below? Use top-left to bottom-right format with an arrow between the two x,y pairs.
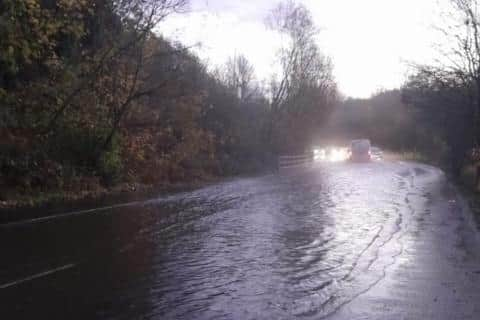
2,161 -> 480,319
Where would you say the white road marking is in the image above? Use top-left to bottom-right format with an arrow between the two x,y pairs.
0,263 -> 76,289
0,192 -> 185,228
1,201 -> 144,228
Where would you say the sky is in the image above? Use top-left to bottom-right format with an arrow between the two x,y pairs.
159,0 -> 448,98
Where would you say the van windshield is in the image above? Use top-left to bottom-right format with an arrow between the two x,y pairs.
351,140 -> 371,154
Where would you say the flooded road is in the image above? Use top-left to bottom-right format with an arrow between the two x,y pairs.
2,161 -> 480,319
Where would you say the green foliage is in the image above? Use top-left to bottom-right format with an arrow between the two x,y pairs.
0,1 -> 336,205
98,142 -> 123,185
48,126 -> 102,168
0,0 -> 89,81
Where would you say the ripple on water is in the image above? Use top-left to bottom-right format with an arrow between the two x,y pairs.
134,164 -> 422,319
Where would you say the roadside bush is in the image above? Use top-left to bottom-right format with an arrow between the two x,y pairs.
98,139 -> 123,186
48,126 -> 102,169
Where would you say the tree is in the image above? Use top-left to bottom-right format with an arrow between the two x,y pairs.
402,68 -> 473,173
403,0 -> 480,174
220,54 -> 256,103
444,0 -> 480,139
265,0 -> 337,153
0,0 -> 319,202
0,0 -> 190,193
46,0 -> 189,141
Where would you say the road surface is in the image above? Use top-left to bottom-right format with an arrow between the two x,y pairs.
2,161 -> 480,319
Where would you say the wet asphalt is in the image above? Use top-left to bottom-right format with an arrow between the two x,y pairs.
1,161 -> 480,319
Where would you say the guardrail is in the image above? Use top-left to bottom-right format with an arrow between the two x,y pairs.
278,153 -> 314,170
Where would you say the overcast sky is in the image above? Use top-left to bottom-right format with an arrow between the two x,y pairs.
159,0 -> 447,98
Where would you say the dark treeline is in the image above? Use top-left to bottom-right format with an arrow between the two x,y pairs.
327,0 -> 480,185
0,0 -> 337,204
324,90 -> 416,151
325,88 -> 450,160
402,0 -> 480,180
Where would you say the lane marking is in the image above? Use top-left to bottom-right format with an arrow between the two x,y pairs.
0,263 -> 76,289
1,200 -> 146,228
1,191 -> 187,228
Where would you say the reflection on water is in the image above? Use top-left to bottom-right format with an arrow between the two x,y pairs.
1,161 -> 437,319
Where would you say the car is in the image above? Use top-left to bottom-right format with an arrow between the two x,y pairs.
349,139 -> 371,162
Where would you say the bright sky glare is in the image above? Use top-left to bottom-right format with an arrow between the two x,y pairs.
159,0 -> 448,98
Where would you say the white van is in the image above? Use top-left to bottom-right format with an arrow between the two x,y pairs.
349,139 -> 371,161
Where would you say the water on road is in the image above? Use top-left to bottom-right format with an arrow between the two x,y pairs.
2,161 -> 480,319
